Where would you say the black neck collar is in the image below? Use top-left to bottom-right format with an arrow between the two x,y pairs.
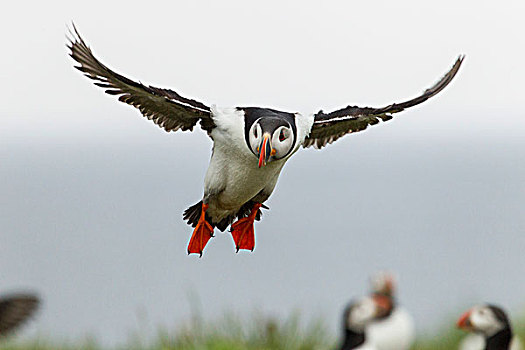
485,328 -> 512,350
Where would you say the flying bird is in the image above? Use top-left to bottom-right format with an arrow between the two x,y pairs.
67,24 -> 463,256
0,293 -> 39,337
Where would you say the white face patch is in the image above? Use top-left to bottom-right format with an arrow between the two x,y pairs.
470,306 -> 506,336
248,120 -> 263,156
271,125 -> 294,159
247,119 -> 294,162
347,297 -> 377,331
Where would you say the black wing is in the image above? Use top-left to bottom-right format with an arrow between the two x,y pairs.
0,293 -> 39,336
304,56 -> 464,149
67,24 -> 215,133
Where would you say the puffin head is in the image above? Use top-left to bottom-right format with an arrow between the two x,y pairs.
370,271 -> 396,297
248,117 -> 295,167
242,108 -> 297,168
457,304 -> 511,337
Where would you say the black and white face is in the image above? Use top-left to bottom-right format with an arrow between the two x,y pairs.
457,305 -> 509,337
248,117 -> 295,167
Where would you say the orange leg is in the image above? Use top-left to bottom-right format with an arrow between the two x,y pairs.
187,204 -> 214,257
230,203 -> 262,252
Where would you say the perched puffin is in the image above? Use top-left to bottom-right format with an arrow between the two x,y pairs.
366,272 -> 415,350
0,293 -> 39,337
68,24 -> 464,256
339,295 -> 391,350
457,304 -> 523,350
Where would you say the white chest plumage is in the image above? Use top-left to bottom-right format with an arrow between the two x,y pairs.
366,307 -> 415,350
203,106 -> 312,223
204,139 -> 285,221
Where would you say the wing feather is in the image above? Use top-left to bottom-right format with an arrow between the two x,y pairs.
67,24 -> 215,133
0,294 -> 39,336
304,56 -> 464,149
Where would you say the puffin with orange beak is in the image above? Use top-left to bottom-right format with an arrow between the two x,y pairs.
68,24 -> 464,256
457,304 -> 523,350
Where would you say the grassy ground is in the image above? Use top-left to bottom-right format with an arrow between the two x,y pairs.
1,312 -> 524,350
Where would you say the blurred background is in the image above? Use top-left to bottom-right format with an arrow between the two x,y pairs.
1,0 -> 524,346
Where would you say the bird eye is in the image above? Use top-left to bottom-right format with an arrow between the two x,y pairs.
279,129 -> 287,142
254,127 -> 258,138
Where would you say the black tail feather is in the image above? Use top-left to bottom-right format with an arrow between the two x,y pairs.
183,201 -> 203,228
183,200 -> 268,232
236,200 -> 266,221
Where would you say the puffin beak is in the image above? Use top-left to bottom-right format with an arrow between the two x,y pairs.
457,310 -> 473,330
258,133 -> 272,168
373,295 -> 391,317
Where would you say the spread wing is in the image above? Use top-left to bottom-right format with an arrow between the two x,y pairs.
67,24 -> 215,134
0,294 -> 39,336
303,56 -> 464,149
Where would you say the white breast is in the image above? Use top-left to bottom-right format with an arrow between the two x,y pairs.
459,334 -> 524,350
204,106 -> 287,221
366,307 -> 415,350
355,343 -> 377,350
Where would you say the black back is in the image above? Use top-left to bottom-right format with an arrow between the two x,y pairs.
339,328 -> 366,350
485,328 -> 512,350
484,305 -> 512,350
339,303 -> 366,350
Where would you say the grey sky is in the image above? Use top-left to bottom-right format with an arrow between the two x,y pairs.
1,0 -> 525,346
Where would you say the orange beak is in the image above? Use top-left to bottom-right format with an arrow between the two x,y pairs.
373,295 -> 391,316
258,134 -> 271,168
457,310 -> 473,330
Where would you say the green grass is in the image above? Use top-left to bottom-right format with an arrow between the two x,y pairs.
0,311 -> 332,350
2,312 -> 525,350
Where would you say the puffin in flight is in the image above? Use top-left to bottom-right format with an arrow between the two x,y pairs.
68,25 -> 463,256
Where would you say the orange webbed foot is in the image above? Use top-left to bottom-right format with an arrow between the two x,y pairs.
187,204 -> 214,257
230,203 -> 262,252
